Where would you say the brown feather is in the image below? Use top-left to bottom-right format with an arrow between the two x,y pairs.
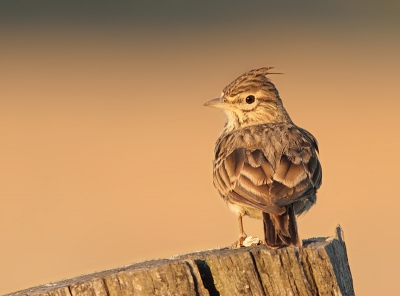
307,155 -> 318,173
218,164 -> 231,189
233,186 -> 269,209
283,162 -> 307,187
236,176 -> 270,202
234,149 -> 246,176
274,155 -> 292,183
270,181 -> 294,199
246,149 -> 266,167
224,148 -> 245,182
263,212 -> 283,248
299,148 -> 312,163
271,213 -> 290,237
260,162 -> 274,184
224,150 -> 237,180
214,168 -> 227,194
274,153 -> 308,187
229,191 -> 285,216
241,164 -> 269,185
312,161 -> 322,187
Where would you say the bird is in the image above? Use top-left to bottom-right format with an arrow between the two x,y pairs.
204,67 -> 322,248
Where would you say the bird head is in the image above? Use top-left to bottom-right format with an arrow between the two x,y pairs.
204,67 -> 291,132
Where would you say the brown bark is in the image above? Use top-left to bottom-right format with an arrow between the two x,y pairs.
6,226 -> 354,296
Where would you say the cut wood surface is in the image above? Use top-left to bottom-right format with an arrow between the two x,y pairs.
5,226 -> 354,296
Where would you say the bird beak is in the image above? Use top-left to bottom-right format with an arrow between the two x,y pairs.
203,98 -> 227,109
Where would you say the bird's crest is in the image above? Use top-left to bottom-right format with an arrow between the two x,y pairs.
223,67 -> 283,96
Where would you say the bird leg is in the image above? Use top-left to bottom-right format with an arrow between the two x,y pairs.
231,215 -> 247,248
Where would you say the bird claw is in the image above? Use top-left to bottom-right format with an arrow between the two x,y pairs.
231,236 -> 247,248
231,236 -> 265,248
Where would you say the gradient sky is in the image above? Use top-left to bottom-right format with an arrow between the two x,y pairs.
1,1 -> 400,295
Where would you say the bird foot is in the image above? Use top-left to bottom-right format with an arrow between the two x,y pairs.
231,236 -> 265,248
231,235 -> 247,248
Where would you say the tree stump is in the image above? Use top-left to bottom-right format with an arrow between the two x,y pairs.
5,226 -> 354,296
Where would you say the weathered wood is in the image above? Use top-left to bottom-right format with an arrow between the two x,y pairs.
5,226 -> 354,296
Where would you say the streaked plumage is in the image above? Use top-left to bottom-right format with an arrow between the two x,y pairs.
204,67 -> 322,248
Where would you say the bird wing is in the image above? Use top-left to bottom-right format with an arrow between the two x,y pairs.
213,124 -> 321,215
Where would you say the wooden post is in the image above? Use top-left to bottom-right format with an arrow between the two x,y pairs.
5,226 -> 354,296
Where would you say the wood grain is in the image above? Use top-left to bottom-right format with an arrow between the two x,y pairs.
6,227 -> 354,296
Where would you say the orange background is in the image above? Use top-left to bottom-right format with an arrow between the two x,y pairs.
1,2 -> 399,295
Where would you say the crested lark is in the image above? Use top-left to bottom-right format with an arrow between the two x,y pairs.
204,67 -> 322,248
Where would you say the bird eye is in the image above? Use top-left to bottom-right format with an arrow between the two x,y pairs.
245,95 -> 255,104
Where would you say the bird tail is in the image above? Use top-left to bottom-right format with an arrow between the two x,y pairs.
263,204 -> 301,248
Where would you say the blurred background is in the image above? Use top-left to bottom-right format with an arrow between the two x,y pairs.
1,1 -> 399,295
